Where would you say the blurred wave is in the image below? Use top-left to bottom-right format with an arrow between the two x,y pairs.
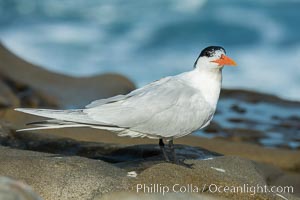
0,0 -> 300,100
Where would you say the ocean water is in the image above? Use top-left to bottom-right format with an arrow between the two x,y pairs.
0,0 -> 300,101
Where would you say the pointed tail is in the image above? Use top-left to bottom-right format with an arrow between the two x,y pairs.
14,108 -> 100,124
14,108 -> 100,131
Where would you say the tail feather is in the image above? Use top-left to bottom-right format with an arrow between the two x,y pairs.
17,120 -> 124,132
16,124 -> 90,132
15,108 -> 99,124
26,119 -> 75,126
14,108 -> 125,132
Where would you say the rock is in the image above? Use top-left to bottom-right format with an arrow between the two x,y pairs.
257,163 -> 300,197
0,146 -> 129,200
0,176 -> 42,200
0,121 -> 9,138
226,118 -> 257,125
270,173 -> 300,197
105,144 -> 221,171
203,121 -> 222,134
213,90 -> 300,149
0,124 -> 221,172
1,135 -> 299,200
0,79 -> 20,108
0,121 -> 20,148
0,42 -> 135,108
230,104 -> 246,114
221,128 -> 264,144
221,89 -> 300,107
1,119 -> 300,199
0,127 -> 299,200
98,191 -> 228,200
177,136 -> 300,173
131,156 -> 298,200
0,77 -> 59,108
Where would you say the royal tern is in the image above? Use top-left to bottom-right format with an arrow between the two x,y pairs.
15,46 -> 236,163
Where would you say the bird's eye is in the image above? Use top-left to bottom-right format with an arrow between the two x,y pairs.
205,51 -> 211,57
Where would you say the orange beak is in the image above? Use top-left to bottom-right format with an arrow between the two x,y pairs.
211,54 -> 237,66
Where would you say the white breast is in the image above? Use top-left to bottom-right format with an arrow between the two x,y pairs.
180,68 -> 222,110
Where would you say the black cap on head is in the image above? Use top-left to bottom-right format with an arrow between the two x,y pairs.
194,46 -> 226,68
199,46 -> 226,58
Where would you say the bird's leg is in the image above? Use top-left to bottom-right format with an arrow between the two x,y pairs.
168,140 -> 178,164
168,140 -> 194,168
159,139 -> 170,162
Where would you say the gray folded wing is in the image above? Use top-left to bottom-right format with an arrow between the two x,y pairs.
85,77 -> 214,138
85,77 -> 172,108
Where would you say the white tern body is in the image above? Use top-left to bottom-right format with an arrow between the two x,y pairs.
15,46 -> 236,142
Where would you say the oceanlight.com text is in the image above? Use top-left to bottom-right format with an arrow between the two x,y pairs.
136,183 -> 293,196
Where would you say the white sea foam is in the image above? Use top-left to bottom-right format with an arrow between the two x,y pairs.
224,45 -> 300,101
172,0 -> 207,13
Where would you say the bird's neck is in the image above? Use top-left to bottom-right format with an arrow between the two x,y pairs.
190,68 -> 222,109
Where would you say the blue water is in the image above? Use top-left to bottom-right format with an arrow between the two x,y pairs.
0,0 -> 300,100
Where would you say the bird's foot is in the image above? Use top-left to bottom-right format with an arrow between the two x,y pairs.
159,139 -> 193,168
173,158 -> 194,168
